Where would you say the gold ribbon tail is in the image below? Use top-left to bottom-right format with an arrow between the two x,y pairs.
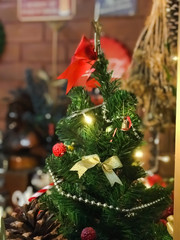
102,156 -> 123,186
103,169 -> 123,186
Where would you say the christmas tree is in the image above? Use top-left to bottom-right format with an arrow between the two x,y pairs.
5,23 -> 172,240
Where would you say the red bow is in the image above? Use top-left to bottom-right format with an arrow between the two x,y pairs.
57,36 -> 98,94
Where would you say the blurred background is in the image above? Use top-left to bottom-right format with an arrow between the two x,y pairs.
0,0 -> 175,216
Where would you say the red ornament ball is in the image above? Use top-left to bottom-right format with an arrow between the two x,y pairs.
160,219 -> 167,226
52,143 -> 66,157
81,227 -> 96,240
162,205 -> 174,219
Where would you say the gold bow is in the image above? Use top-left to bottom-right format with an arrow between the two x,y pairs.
70,154 -> 123,186
167,215 -> 174,237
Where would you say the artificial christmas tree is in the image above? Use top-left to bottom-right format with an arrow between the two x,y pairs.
5,23 -> 172,240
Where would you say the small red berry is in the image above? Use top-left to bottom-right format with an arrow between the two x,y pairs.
81,227 -> 96,240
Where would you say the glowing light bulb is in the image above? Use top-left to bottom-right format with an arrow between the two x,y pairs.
172,55 -> 178,61
154,138 -> 159,145
158,156 -> 170,163
83,113 -> 93,124
106,125 -> 113,133
134,150 -> 143,158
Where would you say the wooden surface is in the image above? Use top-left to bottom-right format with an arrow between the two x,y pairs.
173,3 -> 180,239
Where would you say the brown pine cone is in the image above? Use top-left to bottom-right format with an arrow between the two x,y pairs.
5,200 -> 66,240
166,0 -> 179,47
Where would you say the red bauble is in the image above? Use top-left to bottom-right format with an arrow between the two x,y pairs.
52,143 -> 66,157
146,174 -> 166,187
160,219 -> 167,226
81,227 -> 96,240
162,205 -> 174,219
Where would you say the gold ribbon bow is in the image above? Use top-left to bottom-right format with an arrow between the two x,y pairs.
70,154 -> 123,186
167,215 -> 174,237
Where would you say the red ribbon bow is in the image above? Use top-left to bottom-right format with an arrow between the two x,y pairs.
57,35 -> 99,94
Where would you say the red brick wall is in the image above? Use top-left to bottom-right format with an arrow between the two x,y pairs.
0,0 -> 152,130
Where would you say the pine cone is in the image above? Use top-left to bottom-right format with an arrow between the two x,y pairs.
166,0 -> 179,48
5,200 -> 65,240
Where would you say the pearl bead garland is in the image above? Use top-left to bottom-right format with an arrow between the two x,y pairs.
48,164 -> 165,217
102,103 -> 112,123
132,125 -> 141,139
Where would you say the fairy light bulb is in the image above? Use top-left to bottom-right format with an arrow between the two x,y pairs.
135,150 -> 143,158
158,156 -> 170,163
106,125 -> 113,133
171,55 -> 178,61
133,149 -> 143,159
83,113 -> 93,124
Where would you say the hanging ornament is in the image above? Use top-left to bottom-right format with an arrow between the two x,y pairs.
81,227 -> 97,240
52,143 -> 67,157
28,183 -> 54,202
121,116 -> 132,131
145,174 -> 167,188
110,116 -> 132,142
110,128 -> 117,143
162,205 -> 174,219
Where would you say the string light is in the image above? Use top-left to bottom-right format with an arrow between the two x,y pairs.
83,113 -> 93,124
106,125 -> 113,133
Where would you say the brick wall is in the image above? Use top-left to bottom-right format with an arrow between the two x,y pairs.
0,0 -> 152,130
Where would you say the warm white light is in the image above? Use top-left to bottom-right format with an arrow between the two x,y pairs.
134,150 -> 143,158
45,113 -> 51,119
172,55 -> 178,61
83,113 -> 93,124
20,139 -> 30,147
158,156 -> 170,163
154,138 -> 159,145
106,126 -> 113,133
